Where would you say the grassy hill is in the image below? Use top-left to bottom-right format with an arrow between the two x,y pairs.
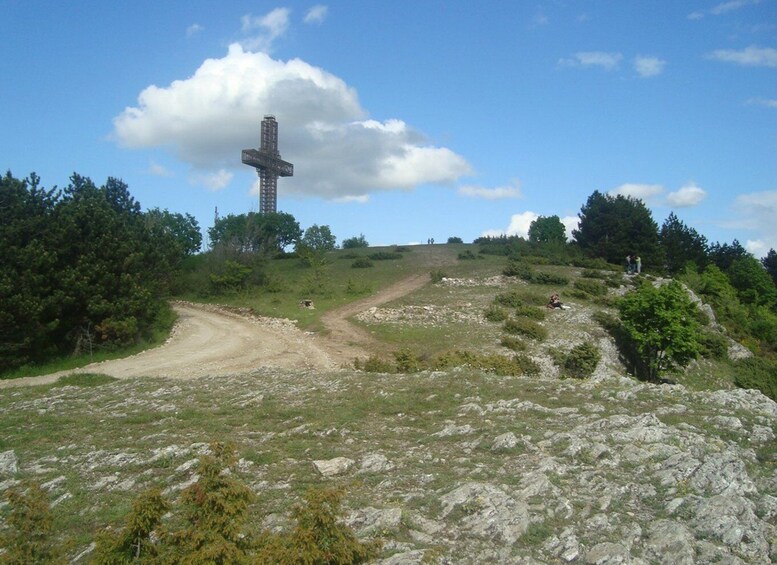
1,244 -> 776,563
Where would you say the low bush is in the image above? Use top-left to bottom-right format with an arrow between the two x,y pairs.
393,246 -> 412,253
500,336 -> 527,352
394,349 -> 423,373
0,482 -> 60,564
698,330 -> 729,360
503,317 -> 548,341
354,355 -> 396,373
573,278 -> 608,297
562,343 -> 602,379
369,251 -> 403,261
458,250 -> 478,260
531,271 -> 569,286
494,290 -> 527,308
503,260 -> 534,280
484,304 -> 508,322
351,258 -> 374,269
730,357 -> 777,401
514,305 -> 546,321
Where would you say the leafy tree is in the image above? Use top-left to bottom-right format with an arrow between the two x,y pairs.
342,233 -> 369,249
727,256 -> 777,308
528,215 -> 566,245
659,212 -> 708,274
208,212 -> 300,255
573,190 -> 662,268
618,280 -> 701,382
761,248 -> 777,287
300,224 -> 337,252
708,239 -> 749,272
447,236 -> 464,244
145,208 -> 202,256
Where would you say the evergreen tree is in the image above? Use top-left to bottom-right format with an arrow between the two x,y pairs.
708,239 -> 749,272
761,248 -> 777,287
573,190 -> 662,268
659,212 -> 709,274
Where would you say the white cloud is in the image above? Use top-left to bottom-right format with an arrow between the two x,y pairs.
666,183 -> 707,207
708,45 -> 777,67
559,51 -> 623,71
186,24 -> 204,37
689,0 -> 761,19
561,215 -> 579,241
113,43 -> 471,200
747,97 -> 777,108
634,55 -> 666,77
148,162 -> 173,177
190,169 -> 233,191
240,8 -> 290,52
608,183 -> 664,204
304,5 -> 328,25
458,180 -> 522,200
733,191 -> 777,256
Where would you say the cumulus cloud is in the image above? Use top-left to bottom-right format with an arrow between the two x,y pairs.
458,180 -> 522,200
559,51 -> 623,71
190,169 -> 234,191
689,0 -> 761,19
634,55 -> 666,77
240,8 -> 290,52
608,183 -> 664,204
708,45 -> 777,67
113,42 -> 471,200
484,212 -> 579,241
666,183 -> 707,207
561,215 -> 580,240
304,5 -> 328,25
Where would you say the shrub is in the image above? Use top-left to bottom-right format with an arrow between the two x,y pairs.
573,278 -> 608,297
430,269 -> 447,284
394,349 -> 423,373
698,330 -> 729,360
514,305 -> 546,321
730,357 -> 777,401
369,251 -> 403,261
458,250 -> 477,260
503,260 -> 534,280
342,234 -> 369,249
494,290 -> 526,307
351,258 -> 374,269
0,482 -> 61,565
500,336 -> 527,352
531,271 -> 569,286
503,317 -> 547,341
354,355 -> 396,373
393,246 -> 412,253
562,343 -> 602,379
447,236 -> 464,244
484,304 -> 508,322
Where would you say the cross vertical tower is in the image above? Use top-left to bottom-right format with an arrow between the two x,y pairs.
241,115 -> 294,214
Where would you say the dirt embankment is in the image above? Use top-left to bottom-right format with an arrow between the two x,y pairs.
0,274 -> 431,389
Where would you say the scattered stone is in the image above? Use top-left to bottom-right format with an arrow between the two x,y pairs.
358,453 -> 394,474
313,457 -> 354,477
0,450 -> 18,475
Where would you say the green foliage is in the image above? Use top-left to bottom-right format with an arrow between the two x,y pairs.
394,349 -> 423,373
698,330 -> 730,360
572,278 -> 608,297
484,304 -> 508,322
300,224 -> 337,252
618,281 -> 701,381
457,250 -> 478,260
573,190 -> 663,269
447,236 -> 464,244
430,269 -> 447,284
500,336 -> 527,352
341,234 -> 369,249
255,488 -> 381,564
762,248 -> 777,287
528,215 -> 566,244
561,343 -> 602,379
209,211 -> 301,254
503,317 -> 548,341
708,239 -> 749,272
92,488 -> 170,564
727,256 -> 777,307
0,172 -> 183,371
660,212 -> 708,275
0,482 -> 63,564
730,357 -> 777,401
355,349 -> 540,376
351,258 -> 374,269
514,305 -> 546,320
503,261 -> 568,285
208,260 -> 252,293
369,251 -> 403,261
354,355 -> 396,373
531,271 -> 569,286
494,290 -> 528,307
145,208 -> 202,256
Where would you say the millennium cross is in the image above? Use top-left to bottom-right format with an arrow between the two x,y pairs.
241,115 -> 293,214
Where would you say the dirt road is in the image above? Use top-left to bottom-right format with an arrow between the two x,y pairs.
0,274 -> 430,388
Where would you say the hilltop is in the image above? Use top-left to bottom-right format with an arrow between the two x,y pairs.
1,244 -> 776,563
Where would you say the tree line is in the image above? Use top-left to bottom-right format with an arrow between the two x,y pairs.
1,171 -> 200,372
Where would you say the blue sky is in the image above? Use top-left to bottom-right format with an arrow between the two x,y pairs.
2,1 -> 776,255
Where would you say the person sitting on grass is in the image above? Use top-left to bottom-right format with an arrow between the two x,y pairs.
547,293 -> 563,309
